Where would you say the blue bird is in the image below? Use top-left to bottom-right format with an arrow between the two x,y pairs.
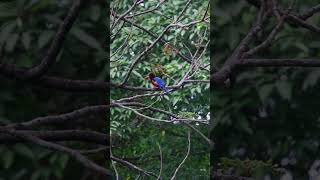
145,73 -> 169,94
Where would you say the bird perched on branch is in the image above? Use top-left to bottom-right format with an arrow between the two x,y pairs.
145,73 -> 169,94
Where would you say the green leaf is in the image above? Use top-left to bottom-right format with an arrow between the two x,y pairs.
172,97 -> 179,106
5,33 -> 19,52
0,2 -> 16,18
3,150 -> 14,169
295,42 -> 308,54
12,169 -> 27,180
38,30 -> 54,49
49,153 -> 58,164
196,86 -> 202,94
238,116 -> 253,134
163,95 -> 170,100
275,80 -> 292,100
14,144 -> 34,159
30,171 -> 41,180
53,168 -> 63,179
58,154 -> 69,169
258,84 -> 274,104
21,32 -> 31,50
302,70 -> 320,91
0,22 -> 16,46
132,70 -> 144,79
70,27 -> 101,50
29,0 -> 52,12
90,5 -> 101,21
39,168 -> 50,178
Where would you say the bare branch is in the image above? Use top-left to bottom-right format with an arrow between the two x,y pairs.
286,13 -> 320,33
170,131 -> 191,180
240,58 -> 320,67
242,16 -> 285,58
111,155 -> 158,178
0,62 -> 109,92
7,105 -> 109,129
79,146 -> 108,154
114,15 -> 209,72
156,143 -> 163,180
211,3 -> 270,85
299,4 -> 320,20
25,0 -> 85,79
212,171 -> 255,180
125,0 -> 167,19
0,130 -> 108,145
111,0 -> 140,30
0,128 -> 113,177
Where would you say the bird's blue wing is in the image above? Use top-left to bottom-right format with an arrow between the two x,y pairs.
154,77 -> 165,89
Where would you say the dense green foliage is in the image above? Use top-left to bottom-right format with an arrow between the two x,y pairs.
111,0 -> 210,178
0,0 -> 106,179
212,0 -> 320,179
3,0 -> 320,179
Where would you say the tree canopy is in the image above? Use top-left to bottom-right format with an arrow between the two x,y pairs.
1,0 -> 320,179
111,0 -> 210,179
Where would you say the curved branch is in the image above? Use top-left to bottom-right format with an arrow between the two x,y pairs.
0,128 -> 113,177
24,0 -> 85,79
1,62 -> 207,92
0,62 -> 109,92
170,131 -> 191,180
111,155 -> 158,178
211,2 -> 269,85
7,105 -> 110,129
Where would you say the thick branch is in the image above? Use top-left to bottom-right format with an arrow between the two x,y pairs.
211,2 -> 268,85
299,4 -> 320,20
285,14 -> 320,34
243,16 -> 285,58
212,172 -> 255,180
24,0 -> 85,79
0,128 -> 113,177
0,130 -> 108,145
7,105 -> 109,129
0,62 -> 109,92
241,58 -> 320,67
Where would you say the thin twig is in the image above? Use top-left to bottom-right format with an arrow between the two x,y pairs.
170,131 -> 191,180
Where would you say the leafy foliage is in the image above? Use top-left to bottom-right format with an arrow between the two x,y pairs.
212,0 -> 320,179
111,0 -> 210,178
219,157 -> 283,179
0,0 -> 106,179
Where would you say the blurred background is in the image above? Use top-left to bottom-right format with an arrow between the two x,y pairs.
0,0 -> 107,179
211,0 -> 320,179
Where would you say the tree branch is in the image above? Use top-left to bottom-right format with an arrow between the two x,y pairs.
211,2 -> 269,85
7,105 -> 109,129
241,58 -> 320,67
0,128 -> 113,177
23,0 -> 84,79
111,155 -> 158,178
0,130 -> 108,145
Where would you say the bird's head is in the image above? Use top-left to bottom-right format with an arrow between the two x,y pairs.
145,72 -> 155,80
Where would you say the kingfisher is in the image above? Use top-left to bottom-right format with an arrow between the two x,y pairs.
145,73 -> 169,94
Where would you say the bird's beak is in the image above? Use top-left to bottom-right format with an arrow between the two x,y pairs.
144,75 -> 149,80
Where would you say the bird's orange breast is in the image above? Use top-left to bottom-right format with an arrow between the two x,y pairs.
151,80 -> 159,87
